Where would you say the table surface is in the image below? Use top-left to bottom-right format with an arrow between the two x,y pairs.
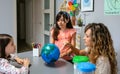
18,51 -> 74,74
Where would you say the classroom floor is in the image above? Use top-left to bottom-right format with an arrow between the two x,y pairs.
17,39 -> 32,53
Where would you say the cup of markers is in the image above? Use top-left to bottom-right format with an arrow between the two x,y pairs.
32,42 -> 42,57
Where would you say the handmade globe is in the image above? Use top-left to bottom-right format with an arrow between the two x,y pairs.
41,43 -> 60,64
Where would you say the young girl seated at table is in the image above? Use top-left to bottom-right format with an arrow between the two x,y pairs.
0,34 -> 30,74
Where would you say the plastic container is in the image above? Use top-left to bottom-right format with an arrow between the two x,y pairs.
77,62 -> 96,74
72,56 -> 89,74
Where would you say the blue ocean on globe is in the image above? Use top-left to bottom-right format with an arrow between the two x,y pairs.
41,43 -> 60,64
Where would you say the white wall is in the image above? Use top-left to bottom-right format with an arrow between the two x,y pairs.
56,0 -> 120,73
56,0 -> 63,14
0,0 -> 17,45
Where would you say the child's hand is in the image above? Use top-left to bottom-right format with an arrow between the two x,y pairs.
15,57 -> 24,64
64,43 -> 73,49
60,52 -> 66,57
60,48 -> 72,58
23,58 -> 30,67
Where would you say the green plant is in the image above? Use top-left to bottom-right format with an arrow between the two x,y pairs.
77,17 -> 82,27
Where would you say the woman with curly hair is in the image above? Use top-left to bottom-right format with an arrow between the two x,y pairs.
66,23 -> 117,74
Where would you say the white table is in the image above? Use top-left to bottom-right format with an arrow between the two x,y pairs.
18,51 -> 74,74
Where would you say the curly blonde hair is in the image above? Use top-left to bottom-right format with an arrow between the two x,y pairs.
85,23 -> 117,74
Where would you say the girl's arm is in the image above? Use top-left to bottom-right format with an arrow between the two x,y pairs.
50,36 -> 55,44
50,28 -> 55,44
0,59 -> 29,74
10,54 -> 23,64
71,31 -> 76,49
